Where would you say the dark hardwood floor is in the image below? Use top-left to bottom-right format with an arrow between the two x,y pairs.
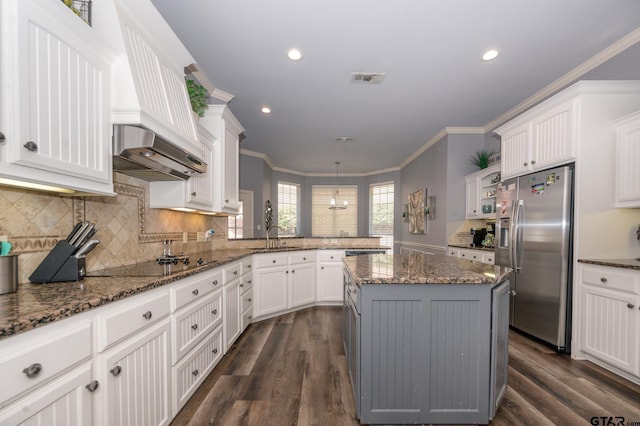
171,306 -> 640,426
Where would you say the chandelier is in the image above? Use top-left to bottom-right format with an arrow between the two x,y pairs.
329,161 -> 348,210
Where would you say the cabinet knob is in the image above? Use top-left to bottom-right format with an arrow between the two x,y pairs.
22,363 -> 42,379
110,366 -> 122,376
600,277 -> 608,283
191,324 -> 198,330
248,264 -> 251,268
627,303 -> 636,309
330,256 -> 334,259
233,270 -> 238,275
292,269 -> 295,273
303,257 -> 306,261
212,309 -> 218,315
212,280 -> 218,285
248,280 -> 252,284
192,289 -> 199,296
213,348 -> 218,354
192,369 -> 199,377
142,311 -> 152,320
531,160 -> 536,165
523,162 -> 528,166
272,260 -> 276,263
248,298 -> 252,302
240,283 -> 244,287
509,290 -> 517,296
85,380 -> 100,393
321,266 -> 324,270
0,131 -> 5,142
191,192 -> 197,196
225,199 -> 229,203
23,141 -> 38,152
286,270 -> 289,274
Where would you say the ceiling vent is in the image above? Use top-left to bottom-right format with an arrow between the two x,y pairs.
335,137 -> 357,142
351,72 -> 385,84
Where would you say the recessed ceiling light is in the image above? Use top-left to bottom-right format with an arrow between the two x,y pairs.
287,48 -> 302,61
482,49 -> 499,61
261,106 -> 271,114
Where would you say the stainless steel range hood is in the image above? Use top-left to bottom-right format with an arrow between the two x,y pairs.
113,125 -> 206,181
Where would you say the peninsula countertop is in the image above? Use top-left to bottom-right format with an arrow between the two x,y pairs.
343,253 -> 513,286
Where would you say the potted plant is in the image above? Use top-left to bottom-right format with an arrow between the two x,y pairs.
185,79 -> 208,117
469,149 -> 495,170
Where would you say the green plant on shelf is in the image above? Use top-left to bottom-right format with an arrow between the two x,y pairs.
469,149 -> 495,170
186,79 -> 209,117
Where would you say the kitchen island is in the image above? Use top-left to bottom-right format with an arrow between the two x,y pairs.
343,253 -> 512,425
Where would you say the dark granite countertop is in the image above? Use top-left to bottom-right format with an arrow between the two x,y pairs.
343,253 -> 512,286
0,246 -> 382,341
577,258 -> 640,271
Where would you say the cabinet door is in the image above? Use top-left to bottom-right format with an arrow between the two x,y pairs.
500,122 -> 532,179
614,112 -> 640,207
289,262 -> 316,308
186,127 -> 214,207
97,320 -> 171,426
1,0 -> 112,193
465,176 -> 479,218
222,126 -> 240,211
224,279 -> 241,352
490,280 -> 510,419
0,363 -> 93,425
317,263 -> 344,302
581,284 -> 639,376
531,100 -> 575,170
254,266 -> 288,318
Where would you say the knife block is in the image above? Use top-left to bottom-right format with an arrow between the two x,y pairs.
29,241 -> 86,283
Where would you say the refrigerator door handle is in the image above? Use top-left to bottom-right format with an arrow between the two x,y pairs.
513,200 -> 524,272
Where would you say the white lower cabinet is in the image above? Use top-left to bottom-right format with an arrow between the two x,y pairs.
289,253 -> 316,308
579,264 -> 640,379
448,247 -> 495,265
317,251 -> 346,302
240,258 -> 254,332
172,324 -> 223,415
224,263 -> 242,352
95,319 -> 171,426
254,253 -> 289,319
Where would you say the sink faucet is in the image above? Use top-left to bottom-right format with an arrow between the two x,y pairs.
265,226 -> 285,249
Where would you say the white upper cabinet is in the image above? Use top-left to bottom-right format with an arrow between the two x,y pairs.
199,105 -> 244,214
149,124 -> 215,210
613,111 -> 640,207
465,164 -> 500,219
0,0 -> 114,195
497,100 -> 576,180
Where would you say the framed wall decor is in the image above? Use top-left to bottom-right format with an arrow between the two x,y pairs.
408,189 -> 425,234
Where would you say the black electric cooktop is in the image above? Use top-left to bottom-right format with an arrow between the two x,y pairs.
87,254 -> 212,277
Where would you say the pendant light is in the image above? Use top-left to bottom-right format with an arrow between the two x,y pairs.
329,161 -> 348,210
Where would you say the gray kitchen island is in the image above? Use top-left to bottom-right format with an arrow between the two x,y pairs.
343,253 -> 513,425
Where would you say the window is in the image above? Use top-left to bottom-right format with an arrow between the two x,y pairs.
370,182 -> 394,249
278,182 -> 299,237
227,201 -> 243,239
312,185 -> 358,236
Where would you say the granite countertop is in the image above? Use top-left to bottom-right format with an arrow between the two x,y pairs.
343,253 -> 512,286
577,258 -> 640,271
0,246 -> 386,341
448,244 -> 495,252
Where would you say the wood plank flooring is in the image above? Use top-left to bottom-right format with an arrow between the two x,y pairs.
171,306 -> 640,426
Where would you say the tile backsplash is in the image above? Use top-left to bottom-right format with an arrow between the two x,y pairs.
0,173 -> 228,283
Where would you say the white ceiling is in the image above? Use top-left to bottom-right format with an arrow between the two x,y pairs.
150,0 -> 640,175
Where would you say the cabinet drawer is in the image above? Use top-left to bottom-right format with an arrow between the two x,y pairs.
172,291 -> 223,363
448,248 -> 460,257
0,320 -> 92,406
582,266 -> 639,294
241,288 -> 254,312
289,251 -> 315,264
224,262 -> 242,281
254,253 -> 288,268
97,289 -> 170,351
172,268 -> 223,312
483,252 -> 495,265
317,251 -> 345,263
172,325 -> 223,414
239,274 -> 253,293
241,258 -> 253,274
459,249 -> 482,262
241,307 -> 253,331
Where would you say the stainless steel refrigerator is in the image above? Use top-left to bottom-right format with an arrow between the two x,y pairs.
495,164 -> 573,352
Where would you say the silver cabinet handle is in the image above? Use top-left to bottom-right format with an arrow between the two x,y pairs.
240,283 -> 244,287
192,369 -> 199,377
142,311 -> 152,320
110,366 -> 122,376
191,192 -> 197,196
330,256 -> 334,259
627,303 -> 635,309
600,277 -> 607,283
292,269 -> 295,273
248,280 -> 252,284
23,141 -> 38,152
531,160 -> 536,165
22,363 -> 42,378
212,280 -> 218,285
85,380 -> 100,393
212,348 -> 218,354
212,309 -> 218,315
321,266 -> 324,270
248,298 -> 252,302
233,270 -> 238,275
523,162 -> 528,166
191,324 -> 198,330
225,199 -> 229,203
192,289 -> 199,296
272,260 -> 276,263
303,257 -> 306,261
247,264 -> 251,268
